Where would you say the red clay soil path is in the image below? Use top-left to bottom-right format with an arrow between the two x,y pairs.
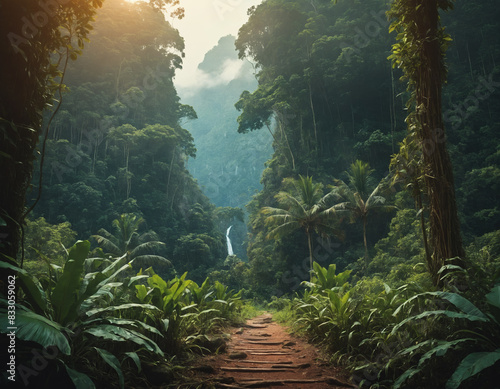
190,313 -> 356,388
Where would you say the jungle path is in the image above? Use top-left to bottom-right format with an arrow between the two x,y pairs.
189,313 -> 355,388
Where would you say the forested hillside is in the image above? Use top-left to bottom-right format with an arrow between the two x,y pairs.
178,35 -> 274,259
26,0 -> 230,280
235,0 -> 500,296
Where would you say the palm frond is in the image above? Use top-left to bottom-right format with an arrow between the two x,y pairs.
133,255 -> 172,267
266,221 -> 301,240
261,206 -> 292,216
92,235 -> 121,256
130,241 -> 166,258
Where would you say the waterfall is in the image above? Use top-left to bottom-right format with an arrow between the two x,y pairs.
226,225 -> 234,256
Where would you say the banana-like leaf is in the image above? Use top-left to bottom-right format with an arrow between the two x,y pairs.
128,275 -> 150,287
95,347 -> 124,389
0,261 -> 47,314
393,367 -> 421,389
486,286 -> 500,310
135,284 -> 150,302
85,325 -> 164,356
97,317 -> 164,337
86,303 -> 160,317
446,349 -> 500,389
418,338 -> 475,367
51,240 -> 90,325
0,306 -> 70,355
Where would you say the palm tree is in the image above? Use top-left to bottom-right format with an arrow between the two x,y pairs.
261,176 -> 342,279
329,161 -> 396,264
92,213 -> 171,270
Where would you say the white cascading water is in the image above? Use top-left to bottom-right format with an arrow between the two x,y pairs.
226,225 -> 234,256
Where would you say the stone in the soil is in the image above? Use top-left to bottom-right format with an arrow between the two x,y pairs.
228,351 -> 248,360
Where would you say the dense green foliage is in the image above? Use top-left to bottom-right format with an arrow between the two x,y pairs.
236,0 -> 499,296
237,0 -> 500,387
1,240 -> 247,387
25,0 -> 231,281
272,258 -> 500,388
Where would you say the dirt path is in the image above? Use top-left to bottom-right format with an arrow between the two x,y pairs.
189,313 -> 355,388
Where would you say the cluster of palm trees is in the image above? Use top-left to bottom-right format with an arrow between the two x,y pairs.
262,160 -> 396,278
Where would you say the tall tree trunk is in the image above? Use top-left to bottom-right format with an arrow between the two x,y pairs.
362,216 -> 369,265
308,81 -> 318,153
306,229 -> 313,281
0,13 -> 44,264
413,0 -> 465,284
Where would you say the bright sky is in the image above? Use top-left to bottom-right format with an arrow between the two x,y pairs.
171,0 -> 261,89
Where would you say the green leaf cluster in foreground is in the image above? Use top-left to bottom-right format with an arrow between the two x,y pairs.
0,240 -> 247,388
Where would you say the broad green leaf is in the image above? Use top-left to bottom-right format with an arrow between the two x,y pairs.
148,274 -> 168,293
394,291 -> 487,320
124,351 -> 142,373
446,349 -> 500,389
486,286 -> 500,310
0,261 -> 47,313
135,284 -> 150,302
0,307 -> 70,355
61,362 -> 96,389
51,240 -> 90,325
86,302 -> 160,317
128,275 -> 149,287
98,317 -> 163,337
394,367 -> 421,389
418,339 -> 475,367
433,291 -> 487,319
85,325 -> 164,356
95,347 -> 124,389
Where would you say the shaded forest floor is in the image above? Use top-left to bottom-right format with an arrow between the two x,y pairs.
186,313 -> 355,388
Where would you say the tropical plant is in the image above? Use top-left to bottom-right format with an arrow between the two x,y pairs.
328,160 -> 396,263
391,281 -> 500,388
0,240 -> 164,388
93,213 -> 171,273
261,175 -> 343,278
302,262 -> 352,294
